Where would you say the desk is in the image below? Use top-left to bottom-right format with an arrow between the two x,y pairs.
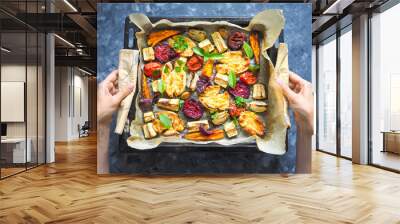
1,138 -> 31,163
382,131 -> 400,154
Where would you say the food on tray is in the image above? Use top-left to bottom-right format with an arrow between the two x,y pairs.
138,25 -> 273,142
211,32 -> 228,53
224,121 -> 238,138
228,31 -> 246,50
147,30 -> 180,47
252,83 -> 266,100
187,120 -> 209,133
238,111 -> 265,136
188,29 -> 207,42
142,47 -> 155,62
247,101 -> 268,113
249,32 -> 260,64
182,98 -> 203,120
199,85 -> 230,112
211,111 -> 229,125
184,129 -> 224,141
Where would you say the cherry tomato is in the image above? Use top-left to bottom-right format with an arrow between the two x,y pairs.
239,71 -> 257,85
187,55 -> 203,72
229,103 -> 245,118
144,62 -> 162,79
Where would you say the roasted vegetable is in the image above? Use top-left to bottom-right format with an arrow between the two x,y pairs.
252,83 -> 266,100
168,35 -> 196,57
184,129 -> 224,141
156,98 -> 180,111
187,55 -> 203,72
142,75 -> 151,99
162,63 -> 186,97
201,59 -> 214,78
228,31 -> 246,50
211,32 -> 228,53
239,71 -> 257,85
143,47 -> 155,61
147,30 -> 180,47
182,98 -> 204,120
187,120 -> 209,133
196,76 -> 211,94
219,51 -> 250,74
249,32 -> 260,64
218,28 -> 229,40
154,44 -> 178,63
144,62 -> 162,78
214,73 -> 229,88
247,101 -> 268,113
139,98 -> 153,112
190,73 -> 200,91
188,29 -> 207,42
199,85 -> 230,112
229,103 -> 245,118
181,91 -> 191,100
238,111 -> 265,136
156,111 -> 185,133
143,111 -> 155,123
143,123 -> 157,139
228,82 -> 250,99
211,111 -> 229,125
224,121 -> 238,138
198,39 -> 215,53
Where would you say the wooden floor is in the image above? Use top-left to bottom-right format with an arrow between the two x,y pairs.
1,135 -> 400,224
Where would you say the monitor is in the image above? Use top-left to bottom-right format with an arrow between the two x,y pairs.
1,123 -> 7,137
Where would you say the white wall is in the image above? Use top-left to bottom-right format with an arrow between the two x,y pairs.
54,67 -> 89,141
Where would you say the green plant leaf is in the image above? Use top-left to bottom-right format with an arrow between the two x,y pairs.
228,70 -> 236,88
248,64 -> 260,73
210,112 -> 217,120
159,114 -> 172,129
235,96 -> 250,107
232,117 -> 239,127
193,47 -> 205,56
179,99 -> 184,109
207,52 -> 224,60
163,65 -> 170,74
243,42 -> 253,59
175,66 -> 181,73
158,80 -> 166,94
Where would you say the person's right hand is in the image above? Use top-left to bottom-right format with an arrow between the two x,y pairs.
276,71 -> 314,134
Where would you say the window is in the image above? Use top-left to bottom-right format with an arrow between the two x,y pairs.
317,36 -> 337,154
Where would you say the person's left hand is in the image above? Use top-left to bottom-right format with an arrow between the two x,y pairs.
97,70 -> 133,126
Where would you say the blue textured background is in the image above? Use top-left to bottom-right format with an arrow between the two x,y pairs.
98,3 -> 311,173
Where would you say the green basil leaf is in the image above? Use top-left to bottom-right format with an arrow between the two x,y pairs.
207,52 -> 224,60
243,42 -> 253,59
179,99 -> 184,109
248,64 -> 260,73
203,56 -> 209,62
158,80 -> 166,94
175,66 -> 181,73
228,70 -> 236,88
183,65 -> 188,72
163,65 -> 170,74
177,59 -> 185,66
193,47 -> 205,56
232,117 -> 239,127
159,114 -> 172,129
210,112 -> 217,120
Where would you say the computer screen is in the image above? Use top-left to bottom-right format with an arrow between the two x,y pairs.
1,123 -> 7,137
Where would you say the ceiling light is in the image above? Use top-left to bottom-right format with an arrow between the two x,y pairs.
54,34 -> 75,48
63,0 -> 78,12
78,67 -> 93,76
1,47 -> 11,53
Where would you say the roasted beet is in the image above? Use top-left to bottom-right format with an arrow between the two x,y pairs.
139,98 -> 153,112
182,99 -> 203,120
199,124 -> 213,136
228,82 -> 250,98
228,31 -> 246,50
196,77 -> 211,94
154,44 -> 177,63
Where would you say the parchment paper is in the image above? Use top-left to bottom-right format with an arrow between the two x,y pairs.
126,9 -> 290,155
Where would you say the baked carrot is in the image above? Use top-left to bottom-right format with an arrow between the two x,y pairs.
249,32 -> 260,64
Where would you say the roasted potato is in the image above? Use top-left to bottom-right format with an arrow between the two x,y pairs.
238,111 -> 265,136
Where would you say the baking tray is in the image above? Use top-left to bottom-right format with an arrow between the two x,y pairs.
118,16 -> 287,153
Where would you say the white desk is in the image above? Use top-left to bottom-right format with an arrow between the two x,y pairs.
1,138 -> 31,163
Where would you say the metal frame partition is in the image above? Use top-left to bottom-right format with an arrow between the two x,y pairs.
0,0 -> 47,180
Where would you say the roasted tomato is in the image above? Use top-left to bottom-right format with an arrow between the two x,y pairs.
239,71 -> 257,85
228,81 -> 250,98
144,62 -> 162,79
228,31 -> 246,50
154,44 -> 177,63
182,99 -> 204,120
187,55 -> 203,72
229,103 -> 245,118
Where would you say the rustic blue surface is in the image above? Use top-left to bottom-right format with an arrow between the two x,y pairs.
98,3 -> 311,174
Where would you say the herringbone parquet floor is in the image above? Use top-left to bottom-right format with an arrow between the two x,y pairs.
1,135 -> 400,224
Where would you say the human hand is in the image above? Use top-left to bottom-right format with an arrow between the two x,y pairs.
97,70 -> 134,126
276,71 -> 314,134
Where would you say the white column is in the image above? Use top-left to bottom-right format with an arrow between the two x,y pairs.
352,14 -> 369,164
